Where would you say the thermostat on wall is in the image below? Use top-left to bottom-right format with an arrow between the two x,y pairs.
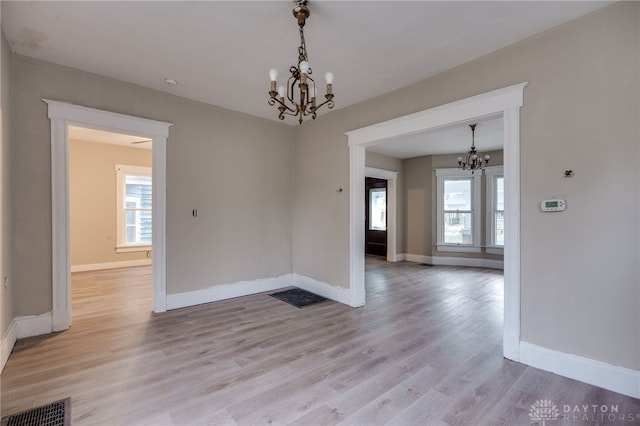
541,199 -> 566,212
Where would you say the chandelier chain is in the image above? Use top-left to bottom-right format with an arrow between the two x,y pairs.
298,26 -> 308,66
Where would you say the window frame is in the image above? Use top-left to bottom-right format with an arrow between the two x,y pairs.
484,165 -> 504,254
435,168 -> 481,253
115,164 -> 152,253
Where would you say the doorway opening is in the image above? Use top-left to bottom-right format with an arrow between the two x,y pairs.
68,126 -> 154,320
365,177 -> 387,257
346,83 -> 527,361
45,100 -> 171,331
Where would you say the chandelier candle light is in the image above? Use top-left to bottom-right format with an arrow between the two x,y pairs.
458,124 -> 489,173
268,0 -> 334,124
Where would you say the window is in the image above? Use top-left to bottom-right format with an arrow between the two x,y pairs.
116,165 -> 152,253
436,168 -> 481,252
369,188 -> 387,231
485,166 -> 504,253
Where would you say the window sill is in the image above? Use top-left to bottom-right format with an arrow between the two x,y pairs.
116,245 -> 152,254
436,244 -> 481,253
486,246 -> 504,255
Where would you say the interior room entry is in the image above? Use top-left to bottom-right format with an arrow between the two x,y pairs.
365,177 -> 387,256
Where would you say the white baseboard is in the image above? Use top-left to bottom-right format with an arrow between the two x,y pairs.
1,320 -> 17,372
520,341 -> 640,399
15,312 -> 53,338
293,273 -> 352,306
401,253 -> 503,270
166,274 -> 293,310
71,259 -> 152,273
404,253 -> 431,264
1,312 -> 54,372
503,332 -> 520,362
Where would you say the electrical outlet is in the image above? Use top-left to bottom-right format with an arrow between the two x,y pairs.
4,276 -> 8,288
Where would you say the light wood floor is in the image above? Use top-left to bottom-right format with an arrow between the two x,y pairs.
2,258 -> 639,425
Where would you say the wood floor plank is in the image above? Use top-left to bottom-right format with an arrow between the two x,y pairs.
2,259 -> 639,425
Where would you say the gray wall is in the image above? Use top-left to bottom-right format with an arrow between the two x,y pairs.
403,155 -> 433,257
1,29 -> 13,338
293,3 -> 639,370
11,54 -> 295,315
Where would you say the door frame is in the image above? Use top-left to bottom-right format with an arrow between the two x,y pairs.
346,82 -> 527,362
45,100 -> 172,331
365,167 -> 398,262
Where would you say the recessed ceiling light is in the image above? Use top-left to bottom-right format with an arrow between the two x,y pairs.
164,78 -> 178,86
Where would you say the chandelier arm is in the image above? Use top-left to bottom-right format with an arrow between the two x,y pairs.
287,73 -> 299,105
313,98 -> 335,111
268,96 -> 296,114
280,109 -> 300,118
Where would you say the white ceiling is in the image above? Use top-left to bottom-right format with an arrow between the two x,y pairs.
2,1 -> 610,126
367,115 -> 503,159
68,126 -> 152,150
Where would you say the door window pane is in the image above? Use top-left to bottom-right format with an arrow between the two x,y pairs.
369,188 -> 387,231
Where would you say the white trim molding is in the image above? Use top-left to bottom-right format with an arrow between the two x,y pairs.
44,100 -> 172,331
520,342 -> 640,399
403,254 -> 503,270
484,165 -> 505,253
166,274 -> 355,311
1,313 -> 55,372
14,312 -> 53,339
349,146 -> 366,307
365,167 -> 399,262
71,259 -> 152,273
166,275 -> 293,310
435,167 -> 482,253
346,82 -> 527,362
1,320 -> 17,372
293,274 -> 352,306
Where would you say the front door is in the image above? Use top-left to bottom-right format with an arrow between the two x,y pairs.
365,177 -> 387,257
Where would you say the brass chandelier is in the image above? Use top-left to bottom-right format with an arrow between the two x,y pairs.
268,0 -> 334,124
458,124 -> 490,173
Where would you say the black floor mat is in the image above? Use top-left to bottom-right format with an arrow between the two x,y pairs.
2,398 -> 70,426
270,288 -> 327,308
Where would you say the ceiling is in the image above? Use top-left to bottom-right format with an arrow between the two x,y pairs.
367,115 -> 503,159
68,126 -> 152,150
2,1 -> 610,126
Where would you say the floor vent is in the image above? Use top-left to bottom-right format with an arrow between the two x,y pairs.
2,398 -> 70,426
270,288 -> 327,308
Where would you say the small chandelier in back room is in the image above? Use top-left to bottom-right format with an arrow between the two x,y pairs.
268,0 -> 334,125
458,124 -> 489,174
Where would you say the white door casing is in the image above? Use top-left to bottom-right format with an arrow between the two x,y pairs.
45,100 -> 171,331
